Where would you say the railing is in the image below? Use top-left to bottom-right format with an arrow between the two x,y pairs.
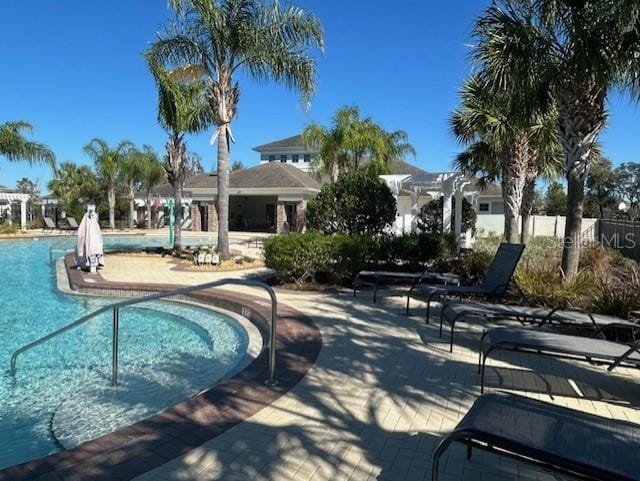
10,279 -> 278,387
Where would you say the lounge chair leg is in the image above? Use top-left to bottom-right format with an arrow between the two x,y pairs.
373,278 -> 379,304
450,324 -> 455,353
480,353 -> 488,394
467,444 -> 472,460
353,276 -> 358,297
406,293 -> 411,316
426,301 -> 431,325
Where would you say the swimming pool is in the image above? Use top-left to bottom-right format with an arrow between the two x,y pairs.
0,236 -> 252,469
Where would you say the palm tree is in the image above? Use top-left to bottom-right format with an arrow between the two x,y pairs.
48,162 -> 100,220
139,148 -> 166,229
120,146 -> 149,229
84,138 -> 133,229
145,57 -> 211,249
303,106 -> 415,181
0,121 -> 55,165
473,0 -> 640,276
451,74 -> 562,244
147,0 -> 323,260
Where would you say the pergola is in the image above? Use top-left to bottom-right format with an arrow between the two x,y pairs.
399,172 -> 475,248
0,191 -> 30,230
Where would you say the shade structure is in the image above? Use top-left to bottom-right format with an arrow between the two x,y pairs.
76,211 -> 103,270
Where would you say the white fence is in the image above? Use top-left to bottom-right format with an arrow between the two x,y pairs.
475,214 -> 599,239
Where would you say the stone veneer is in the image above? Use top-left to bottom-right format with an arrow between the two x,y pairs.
207,202 -> 218,232
276,201 -> 287,234
0,254 -> 321,481
190,204 -> 201,232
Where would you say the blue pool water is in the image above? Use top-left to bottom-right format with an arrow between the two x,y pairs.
0,236 -> 250,469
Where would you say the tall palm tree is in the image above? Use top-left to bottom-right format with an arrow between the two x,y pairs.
147,0 -> 323,260
0,121 -> 55,165
473,0 -> 640,276
84,138 -> 133,229
120,146 -> 150,229
139,148 -> 166,229
303,106 -> 415,181
145,57 -> 211,249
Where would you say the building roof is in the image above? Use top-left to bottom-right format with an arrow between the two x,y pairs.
383,159 -> 426,176
147,161 -> 321,196
253,135 -> 306,152
230,162 -> 320,189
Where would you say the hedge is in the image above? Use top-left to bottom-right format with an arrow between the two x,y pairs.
263,232 -> 455,286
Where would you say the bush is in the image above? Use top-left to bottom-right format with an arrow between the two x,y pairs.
264,232 -> 453,286
417,196 -> 477,234
307,172 -> 397,235
0,223 -> 19,235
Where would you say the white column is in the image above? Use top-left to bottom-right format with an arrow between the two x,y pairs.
454,190 -> 463,252
20,200 -> 27,231
410,191 -> 419,233
442,179 -> 454,234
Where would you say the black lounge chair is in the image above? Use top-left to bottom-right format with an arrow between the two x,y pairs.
439,300 -> 639,353
432,392 -> 640,481
479,327 -> 640,393
406,243 -> 525,323
43,216 -> 57,232
353,268 -> 463,303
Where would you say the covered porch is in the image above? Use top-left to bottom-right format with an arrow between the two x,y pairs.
0,191 -> 30,231
190,194 -> 308,234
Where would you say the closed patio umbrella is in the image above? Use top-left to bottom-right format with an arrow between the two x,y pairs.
76,210 -> 103,271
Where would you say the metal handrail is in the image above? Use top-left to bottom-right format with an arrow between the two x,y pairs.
10,279 -> 278,387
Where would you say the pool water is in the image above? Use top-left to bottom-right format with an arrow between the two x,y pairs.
0,236 -> 250,469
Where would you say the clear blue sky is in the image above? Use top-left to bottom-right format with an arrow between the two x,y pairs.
1,1 -> 638,192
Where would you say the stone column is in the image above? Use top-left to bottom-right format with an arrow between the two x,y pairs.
207,202 -> 218,232
20,200 -> 27,231
191,203 -> 201,232
276,201 -> 287,234
296,200 -> 307,232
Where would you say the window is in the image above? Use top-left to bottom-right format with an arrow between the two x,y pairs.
303,154 -> 311,163
268,155 -> 275,162
292,154 -> 299,163
280,154 -> 287,163
479,203 -> 490,213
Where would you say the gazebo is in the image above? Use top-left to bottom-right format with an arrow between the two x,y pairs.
398,172 -> 475,248
0,189 -> 30,231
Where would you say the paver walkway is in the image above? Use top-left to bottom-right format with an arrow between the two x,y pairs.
99,255 -> 640,481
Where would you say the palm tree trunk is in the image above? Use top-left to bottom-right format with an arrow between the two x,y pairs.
174,186 -> 183,250
146,191 -> 152,229
108,185 -> 115,230
502,175 -> 521,244
217,126 -> 230,260
557,83 -> 606,277
520,179 -> 536,244
501,136 -> 528,244
128,184 -> 135,229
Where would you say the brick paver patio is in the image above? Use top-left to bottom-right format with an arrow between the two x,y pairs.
93,255 -> 640,481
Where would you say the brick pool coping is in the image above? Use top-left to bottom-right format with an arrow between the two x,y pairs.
0,254 -> 322,481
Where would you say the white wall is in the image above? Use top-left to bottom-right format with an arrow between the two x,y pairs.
476,214 -> 599,239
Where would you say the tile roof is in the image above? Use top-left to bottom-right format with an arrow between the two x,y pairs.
149,162 -> 320,195
253,135 -> 306,152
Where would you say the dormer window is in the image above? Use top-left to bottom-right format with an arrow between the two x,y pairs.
292,154 -> 299,163
304,154 -> 311,163
268,155 -> 275,162
280,154 -> 287,163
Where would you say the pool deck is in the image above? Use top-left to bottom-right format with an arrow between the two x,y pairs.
8,252 -> 640,480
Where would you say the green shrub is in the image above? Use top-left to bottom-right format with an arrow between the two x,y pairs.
28,218 -> 43,230
0,223 -> 19,235
264,232 -> 453,286
307,172 -> 397,235
263,233 -> 334,285
417,196 -> 477,234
